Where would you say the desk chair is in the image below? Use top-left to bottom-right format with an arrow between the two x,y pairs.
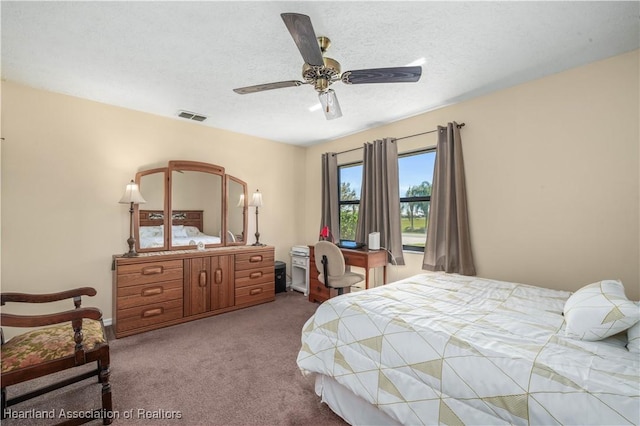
1,287 -> 113,425
314,241 -> 365,296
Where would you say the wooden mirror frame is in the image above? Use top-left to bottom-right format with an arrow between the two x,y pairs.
133,161 -> 248,253
226,175 -> 248,246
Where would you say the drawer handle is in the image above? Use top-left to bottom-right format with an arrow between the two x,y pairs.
142,266 -> 163,275
199,271 -> 207,287
142,287 -> 163,297
214,268 -> 222,285
142,307 -> 163,318
250,288 -> 263,295
249,255 -> 263,263
250,271 -> 262,279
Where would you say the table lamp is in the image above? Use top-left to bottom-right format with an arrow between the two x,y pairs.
119,180 -> 146,257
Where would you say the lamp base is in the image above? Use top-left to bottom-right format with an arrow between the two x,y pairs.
123,236 -> 138,257
252,230 -> 264,247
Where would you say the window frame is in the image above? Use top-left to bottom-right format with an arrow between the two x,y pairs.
337,148 -> 435,252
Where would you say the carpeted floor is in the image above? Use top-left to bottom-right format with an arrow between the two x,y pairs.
2,291 -> 347,425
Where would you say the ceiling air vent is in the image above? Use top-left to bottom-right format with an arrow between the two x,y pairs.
177,110 -> 207,122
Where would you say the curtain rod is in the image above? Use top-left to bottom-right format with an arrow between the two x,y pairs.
332,122 -> 465,156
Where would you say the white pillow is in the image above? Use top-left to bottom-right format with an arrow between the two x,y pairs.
184,226 -> 201,237
140,225 -> 163,238
172,225 -> 188,238
563,280 -> 639,341
627,303 -> 640,353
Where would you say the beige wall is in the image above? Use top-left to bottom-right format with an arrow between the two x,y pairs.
0,82 -> 306,325
2,49 -> 638,335
304,50 -> 640,300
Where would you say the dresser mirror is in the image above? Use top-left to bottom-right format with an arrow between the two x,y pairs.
226,175 -> 248,245
133,160 -> 247,253
136,168 -> 169,251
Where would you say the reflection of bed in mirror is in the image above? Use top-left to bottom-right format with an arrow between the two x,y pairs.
138,210 -> 221,248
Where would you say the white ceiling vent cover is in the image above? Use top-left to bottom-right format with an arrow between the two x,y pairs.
177,110 -> 207,122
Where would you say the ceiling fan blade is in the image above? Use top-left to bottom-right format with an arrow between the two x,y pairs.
233,80 -> 303,95
341,66 -> 422,85
281,13 -> 324,67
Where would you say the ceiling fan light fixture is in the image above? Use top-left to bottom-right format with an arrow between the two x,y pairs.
314,77 -> 330,92
319,89 -> 342,120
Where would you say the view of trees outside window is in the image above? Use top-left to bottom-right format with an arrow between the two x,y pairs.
398,150 -> 435,250
338,164 -> 362,241
338,150 -> 435,251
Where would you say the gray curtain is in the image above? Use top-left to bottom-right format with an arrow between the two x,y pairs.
423,122 -> 475,275
355,138 -> 405,265
320,152 -> 339,242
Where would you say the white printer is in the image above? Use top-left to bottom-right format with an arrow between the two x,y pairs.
290,245 -> 310,257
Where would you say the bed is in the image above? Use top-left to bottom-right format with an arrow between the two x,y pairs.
138,209 -> 221,248
297,273 -> 640,425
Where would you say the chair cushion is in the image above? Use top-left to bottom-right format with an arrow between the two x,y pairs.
1,319 -> 106,374
319,271 -> 365,289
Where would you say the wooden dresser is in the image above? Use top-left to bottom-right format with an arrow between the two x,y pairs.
112,246 -> 274,338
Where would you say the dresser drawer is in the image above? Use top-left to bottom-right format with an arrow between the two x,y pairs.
235,267 -> 274,289
292,256 -> 309,267
117,260 -> 183,287
117,279 -> 183,310
116,298 -> 183,333
235,251 -> 274,272
235,282 -> 274,306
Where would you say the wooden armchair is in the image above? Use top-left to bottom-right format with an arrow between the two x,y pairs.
0,287 -> 113,425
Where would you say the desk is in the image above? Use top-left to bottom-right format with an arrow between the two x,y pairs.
308,245 -> 387,303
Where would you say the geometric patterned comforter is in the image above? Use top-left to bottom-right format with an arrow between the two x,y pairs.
297,273 -> 640,425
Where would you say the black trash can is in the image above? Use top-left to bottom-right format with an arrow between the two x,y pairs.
275,261 -> 286,293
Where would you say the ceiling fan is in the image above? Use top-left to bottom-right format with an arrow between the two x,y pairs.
233,13 -> 422,120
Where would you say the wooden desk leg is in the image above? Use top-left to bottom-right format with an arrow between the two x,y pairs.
365,268 -> 370,289
383,265 -> 387,285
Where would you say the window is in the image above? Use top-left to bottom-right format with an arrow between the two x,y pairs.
337,149 -> 436,251
338,163 -> 362,241
398,150 -> 435,251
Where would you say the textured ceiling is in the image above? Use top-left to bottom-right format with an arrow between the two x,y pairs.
2,1 -> 638,146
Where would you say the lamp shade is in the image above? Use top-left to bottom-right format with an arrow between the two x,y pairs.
119,180 -> 146,204
236,193 -> 245,208
249,190 -> 263,207
319,89 -> 342,120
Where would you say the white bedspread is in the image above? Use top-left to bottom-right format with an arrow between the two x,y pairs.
297,273 -> 640,425
140,235 -> 221,248
139,225 -> 221,248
